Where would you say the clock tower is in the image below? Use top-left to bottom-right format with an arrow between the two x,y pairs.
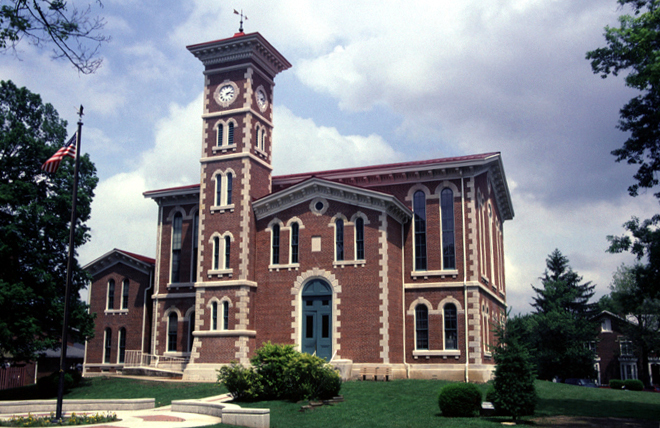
186,32 -> 291,370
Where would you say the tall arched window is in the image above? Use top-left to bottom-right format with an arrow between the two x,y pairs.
224,236 -> 231,269
226,173 -> 233,205
441,188 -> 455,269
272,224 -> 280,264
187,311 -> 195,352
168,313 -> 178,352
191,212 -> 198,282
444,303 -> 458,350
223,301 -> 229,330
355,217 -> 365,260
121,279 -> 129,309
413,191 -> 427,270
213,236 -> 220,270
171,213 -> 182,283
415,304 -> 429,350
104,328 -> 112,363
107,279 -> 115,310
217,124 -> 224,147
118,327 -> 126,363
228,122 -> 235,145
215,176 -> 222,206
335,219 -> 344,261
212,302 -> 218,330
291,222 -> 299,264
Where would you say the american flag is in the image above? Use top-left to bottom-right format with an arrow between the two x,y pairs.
41,133 -> 77,173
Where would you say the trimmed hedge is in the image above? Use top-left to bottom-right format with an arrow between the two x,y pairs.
438,383 -> 482,417
624,379 -> 644,391
609,379 -> 624,390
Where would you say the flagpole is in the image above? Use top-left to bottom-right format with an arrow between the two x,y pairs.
55,106 -> 84,421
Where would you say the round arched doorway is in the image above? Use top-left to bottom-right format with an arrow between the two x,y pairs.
301,279 -> 332,361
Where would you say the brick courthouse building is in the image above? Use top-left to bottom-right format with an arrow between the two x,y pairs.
83,30 -> 514,382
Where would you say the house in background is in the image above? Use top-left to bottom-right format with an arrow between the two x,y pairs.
593,310 -> 660,386
82,30 -> 514,383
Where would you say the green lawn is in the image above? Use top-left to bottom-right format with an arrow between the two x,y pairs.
2,377 -> 660,427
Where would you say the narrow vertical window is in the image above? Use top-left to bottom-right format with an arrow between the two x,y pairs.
188,311 -> 195,352
415,305 -> 428,350
413,191 -> 427,270
217,124 -> 224,146
191,212 -> 198,282
441,188 -> 455,269
215,176 -> 222,206
261,129 -> 266,151
444,304 -> 458,350
224,236 -> 231,269
121,279 -> 129,310
118,327 -> 126,364
228,122 -> 234,145
212,302 -> 218,330
335,219 -> 344,261
168,313 -> 178,352
107,279 -> 115,310
272,224 -> 280,264
171,213 -> 182,283
213,236 -> 220,270
291,222 -> 299,264
104,328 -> 111,363
223,301 -> 229,330
226,173 -> 233,205
355,217 -> 365,260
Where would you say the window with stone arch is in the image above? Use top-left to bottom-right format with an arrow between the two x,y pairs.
167,312 -> 178,352
215,120 -> 237,147
256,124 -> 267,152
355,216 -> 365,260
335,218 -> 344,261
211,301 -> 218,330
118,327 -> 126,364
213,170 -> 235,207
103,328 -> 111,363
187,310 -> 195,352
171,212 -> 183,283
216,123 -> 224,147
290,222 -> 299,264
441,187 -> 455,269
272,223 -> 280,264
413,190 -> 427,271
107,279 -> 115,310
444,303 -> 458,350
121,279 -> 129,310
415,304 -> 429,350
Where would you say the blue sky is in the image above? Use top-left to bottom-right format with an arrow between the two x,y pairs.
4,0 -> 658,313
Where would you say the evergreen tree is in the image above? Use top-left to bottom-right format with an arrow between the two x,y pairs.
528,250 -> 598,380
492,316 -> 537,422
0,80 -> 97,362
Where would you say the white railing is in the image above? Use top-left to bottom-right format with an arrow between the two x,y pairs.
124,350 -> 189,372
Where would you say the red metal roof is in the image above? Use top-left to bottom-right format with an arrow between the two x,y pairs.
116,249 -> 155,265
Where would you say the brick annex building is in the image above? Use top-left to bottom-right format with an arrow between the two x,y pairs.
82,30 -> 514,382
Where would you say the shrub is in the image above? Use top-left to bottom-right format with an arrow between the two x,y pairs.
624,379 -> 644,391
437,383 -> 482,417
250,342 -> 298,400
285,352 -> 342,401
217,362 -> 264,401
609,379 -> 625,390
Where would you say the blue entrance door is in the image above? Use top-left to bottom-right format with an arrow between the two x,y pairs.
301,280 -> 332,361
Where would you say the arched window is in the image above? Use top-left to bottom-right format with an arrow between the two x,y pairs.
107,279 -> 115,310
444,304 -> 458,350
223,301 -> 229,330
261,129 -> 266,151
215,176 -> 222,206
224,235 -> 231,269
291,222 -> 299,264
121,279 -> 129,310
228,122 -> 235,145
118,327 -> 126,363
355,217 -> 365,260
335,219 -> 344,261
212,302 -> 218,330
104,328 -> 111,363
441,188 -> 455,269
272,224 -> 280,264
188,311 -> 195,352
226,173 -> 233,205
413,191 -> 427,271
217,124 -> 224,147
415,304 -> 429,350
171,212 -> 182,283
191,212 -> 198,282
213,236 -> 220,270
168,312 -> 178,352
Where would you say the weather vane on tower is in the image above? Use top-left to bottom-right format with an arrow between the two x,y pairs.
234,9 -> 248,33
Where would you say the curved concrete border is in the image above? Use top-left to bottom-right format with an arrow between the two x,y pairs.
172,399 -> 269,428
0,398 -> 155,414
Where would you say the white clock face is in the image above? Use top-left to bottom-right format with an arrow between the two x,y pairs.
255,86 -> 268,112
214,81 -> 239,107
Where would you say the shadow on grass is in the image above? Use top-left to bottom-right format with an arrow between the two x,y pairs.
536,397 -> 660,421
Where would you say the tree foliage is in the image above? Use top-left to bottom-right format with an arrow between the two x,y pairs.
492,315 -> 537,422
524,250 -> 598,381
0,80 -> 97,362
0,1 -> 108,74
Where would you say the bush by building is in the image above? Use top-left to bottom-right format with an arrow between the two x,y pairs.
437,383 -> 482,417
